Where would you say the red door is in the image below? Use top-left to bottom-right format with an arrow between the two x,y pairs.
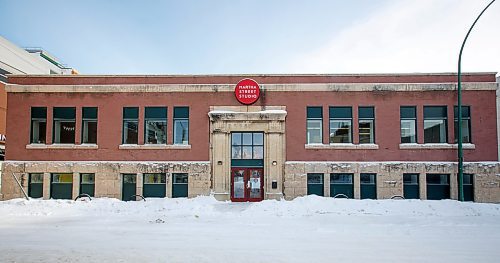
231,168 -> 264,202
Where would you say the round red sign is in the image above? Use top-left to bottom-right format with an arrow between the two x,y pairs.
235,78 -> 260,105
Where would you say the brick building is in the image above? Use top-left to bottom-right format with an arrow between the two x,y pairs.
1,73 -> 499,202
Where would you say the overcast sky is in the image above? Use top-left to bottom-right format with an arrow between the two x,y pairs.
0,0 -> 498,75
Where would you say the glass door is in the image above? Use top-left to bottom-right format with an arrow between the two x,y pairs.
231,168 -> 263,202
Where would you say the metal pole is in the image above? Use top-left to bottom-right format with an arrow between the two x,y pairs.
11,173 -> 29,200
458,0 -> 496,201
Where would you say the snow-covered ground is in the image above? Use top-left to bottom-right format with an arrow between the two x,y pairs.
0,196 -> 499,263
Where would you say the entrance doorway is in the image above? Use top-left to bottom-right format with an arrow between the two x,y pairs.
231,168 -> 264,202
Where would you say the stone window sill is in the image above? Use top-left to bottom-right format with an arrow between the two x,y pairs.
118,144 -> 191,150
26,144 -> 98,149
399,143 -> 475,150
305,143 -> 379,150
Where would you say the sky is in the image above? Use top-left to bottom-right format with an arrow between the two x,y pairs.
0,0 -> 498,75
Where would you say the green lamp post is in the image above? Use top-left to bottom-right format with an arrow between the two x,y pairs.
457,0 -> 496,201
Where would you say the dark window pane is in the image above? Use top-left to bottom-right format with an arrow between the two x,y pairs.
82,107 -> 98,119
331,174 -> 353,184
145,107 -> 167,119
307,106 -> 322,118
83,120 -> 97,144
123,107 -> 139,119
454,119 -> 471,143
329,107 -> 352,118
359,107 -> 374,118
454,106 -> 470,118
463,174 -> 473,185
360,173 -> 376,184
174,107 -> 189,118
54,107 -> 76,119
403,174 -> 419,184
426,174 -> 449,185
123,121 -> 138,144
54,121 -> 75,143
307,173 -> 323,184
31,120 -> 46,144
424,119 -> 446,143
31,107 -> 47,118
123,174 -> 136,183
52,173 -> 73,183
424,106 -> 447,118
173,173 -> 188,184
400,106 -> 416,119
30,173 -> 44,183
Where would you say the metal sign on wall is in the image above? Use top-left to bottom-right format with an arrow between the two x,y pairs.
235,79 -> 260,105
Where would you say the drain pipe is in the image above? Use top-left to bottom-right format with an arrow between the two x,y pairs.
12,173 -> 29,200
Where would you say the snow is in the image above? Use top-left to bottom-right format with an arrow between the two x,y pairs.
0,196 -> 499,263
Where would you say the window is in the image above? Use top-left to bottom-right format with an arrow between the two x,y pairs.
80,173 -> 95,197
53,107 -> 76,143
426,173 -> 450,200
359,107 -> 375,143
400,106 -> 417,143
82,107 -> 98,144
173,107 -> 189,145
28,173 -> 43,198
454,106 -> 471,143
172,173 -> 188,198
424,106 -> 447,143
123,107 -> 138,144
145,107 -> 167,144
329,107 -> 352,143
360,173 -> 377,199
31,107 -> 47,144
403,173 -> 420,199
307,173 -> 324,196
143,173 -> 166,198
330,173 -> 354,199
231,132 -> 264,159
306,106 -> 322,144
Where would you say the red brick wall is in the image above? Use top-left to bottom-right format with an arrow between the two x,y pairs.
5,88 -> 497,162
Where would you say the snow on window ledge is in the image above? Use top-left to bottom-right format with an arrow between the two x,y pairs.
26,144 -> 98,149
399,143 -> 475,150
118,144 -> 191,150
305,143 -> 379,150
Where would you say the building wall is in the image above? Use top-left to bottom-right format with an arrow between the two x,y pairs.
5,89 -> 497,162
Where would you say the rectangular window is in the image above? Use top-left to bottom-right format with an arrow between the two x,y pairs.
143,173 -> 166,198
306,106 -> 322,144
172,173 -> 188,198
424,106 -> 448,143
28,173 -> 44,198
53,107 -> 76,143
231,132 -> 264,159
31,107 -> 47,144
426,173 -> 450,200
330,173 -> 354,199
174,107 -> 189,145
307,173 -> 324,196
359,107 -> 375,144
80,173 -> 95,197
123,107 -> 139,144
360,173 -> 377,199
82,107 -> 98,144
454,106 -> 471,143
145,107 -> 167,144
403,173 -> 420,199
400,106 -> 417,143
329,107 -> 352,143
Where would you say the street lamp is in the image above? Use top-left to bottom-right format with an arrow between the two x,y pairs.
457,0 -> 496,201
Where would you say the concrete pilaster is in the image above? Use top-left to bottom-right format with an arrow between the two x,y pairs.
43,172 -> 50,200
